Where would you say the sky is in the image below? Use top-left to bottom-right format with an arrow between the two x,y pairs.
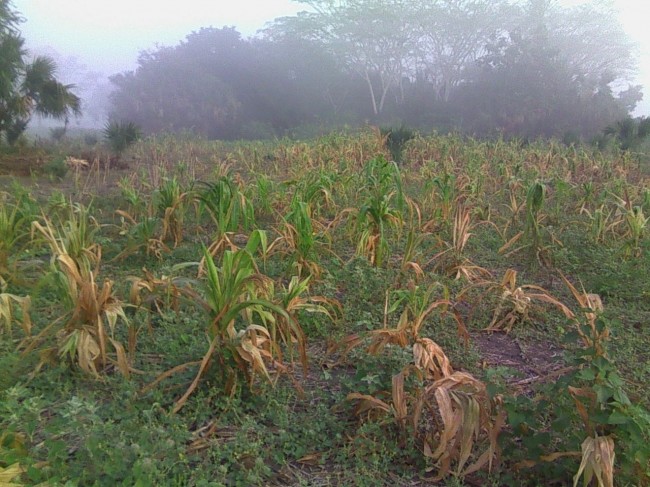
12,0 -> 650,116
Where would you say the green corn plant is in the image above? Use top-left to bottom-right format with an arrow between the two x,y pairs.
355,191 -> 401,267
252,173 -> 275,217
294,169 -> 337,217
581,205 -> 616,243
151,233 -> 304,413
399,228 -> 427,281
525,180 -> 546,249
500,181 -> 557,265
642,188 -> 650,214
114,215 -> 169,261
351,156 -> 405,267
274,200 -> 325,278
623,206 -> 647,257
579,181 -> 596,212
610,193 -> 649,257
196,174 -> 255,258
0,186 -> 39,286
269,275 -> 341,369
428,172 -> 456,220
118,176 -> 147,222
0,198 -> 28,284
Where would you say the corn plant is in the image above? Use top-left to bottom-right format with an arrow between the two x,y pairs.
580,205 -> 616,243
127,266 -> 194,355
153,234 -> 305,413
427,203 -> 491,282
293,169 -> 338,217
272,200 -> 335,278
270,275 -> 341,370
251,173 -> 276,217
419,371 -> 504,479
347,337 -> 503,481
0,191 -> 36,285
336,280 -> 467,360
428,172 -> 456,220
31,203 -> 100,272
460,269 -> 570,333
118,176 -> 147,222
0,293 -> 31,337
399,229 -> 427,281
572,436 -> 615,487
25,246 -> 130,378
622,206 -> 647,257
350,156 -> 405,267
114,215 -> 169,261
154,176 -> 189,248
500,181 -> 558,265
196,174 -> 255,259
545,280 -> 646,486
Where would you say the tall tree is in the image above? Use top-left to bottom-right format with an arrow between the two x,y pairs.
268,0 -> 419,116
414,0 -> 512,102
451,0 -> 638,139
0,0 -> 81,144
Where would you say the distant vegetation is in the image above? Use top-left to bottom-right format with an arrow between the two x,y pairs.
109,0 -> 641,142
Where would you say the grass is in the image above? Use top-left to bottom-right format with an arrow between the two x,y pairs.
0,130 -> 649,486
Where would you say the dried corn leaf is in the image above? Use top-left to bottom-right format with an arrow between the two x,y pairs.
347,392 -> 391,418
573,436 -> 615,487
0,294 -> 31,336
0,462 -> 25,485
413,338 -> 453,380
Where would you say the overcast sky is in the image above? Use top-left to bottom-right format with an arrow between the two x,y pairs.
12,0 -> 650,116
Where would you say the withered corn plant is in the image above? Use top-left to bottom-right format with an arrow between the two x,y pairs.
114,214 -> 169,261
29,207 -> 132,376
154,176 -> 190,248
0,293 -> 31,338
27,218 -> 130,378
344,276 -> 505,480
427,203 -> 491,282
459,269 -> 571,333
347,336 -> 504,481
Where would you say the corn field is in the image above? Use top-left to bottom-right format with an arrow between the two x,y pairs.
1,129 -> 649,486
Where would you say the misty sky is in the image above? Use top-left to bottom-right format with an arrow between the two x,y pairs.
13,0 -> 650,116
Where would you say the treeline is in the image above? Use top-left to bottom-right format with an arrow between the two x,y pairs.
109,0 -> 642,141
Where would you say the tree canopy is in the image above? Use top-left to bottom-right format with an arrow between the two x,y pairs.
109,0 -> 642,141
0,0 -> 81,144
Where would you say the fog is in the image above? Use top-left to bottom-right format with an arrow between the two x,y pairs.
12,0 -> 650,140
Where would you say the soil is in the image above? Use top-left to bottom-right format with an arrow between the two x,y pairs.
473,331 -> 571,391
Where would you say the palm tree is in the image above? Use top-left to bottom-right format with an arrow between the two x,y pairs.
0,0 -> 81,144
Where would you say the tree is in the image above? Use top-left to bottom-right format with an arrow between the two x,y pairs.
413,0 -> 512,102
0,0 -> 80,144
268,0 -> 419,117
110,26 -> 351,139
449,0 -> 639,139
